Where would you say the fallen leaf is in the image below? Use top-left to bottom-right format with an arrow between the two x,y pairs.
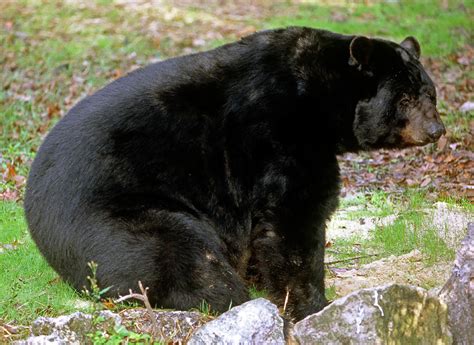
420,177 -> 431,188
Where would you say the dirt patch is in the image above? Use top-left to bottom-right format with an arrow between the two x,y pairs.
326,250 -> 452,298
327,207 -> 397,240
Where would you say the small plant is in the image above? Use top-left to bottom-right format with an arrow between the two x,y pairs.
370,190 -> 393,217
88,325 -> 152,344
197,300 -> 212,316
325,285 -> 338,302
81,261 -> 113,305
249,285 -> 268,299
190,299 -> 220,317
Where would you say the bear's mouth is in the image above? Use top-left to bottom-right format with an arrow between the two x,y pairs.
399,122 -> 445,147
400,135 -> 438,148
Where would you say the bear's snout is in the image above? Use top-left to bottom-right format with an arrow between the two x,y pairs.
426,121 -> 446,141
399,98 -> 446,147
422,106 -> 446,143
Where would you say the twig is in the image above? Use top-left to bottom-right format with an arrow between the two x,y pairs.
325,253 -> 380,265
115,281 -> 159,334
283,287 -> 290,313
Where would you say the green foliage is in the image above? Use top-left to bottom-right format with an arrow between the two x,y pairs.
371,191 -> 455,262
442,110 -> 473,142
1,0 -> 159,195
373,212 -> 423,255
325,285 -> 337,302
88,325 -> 154,345
249,285 -> 268,299
369,191 -> 394,217
266,0 -> 472,57
80,261 -> 113,307
195,300 -> 221,316
372,212 -> 455,263
330,190 -> 457,267
0,201 -> 84,324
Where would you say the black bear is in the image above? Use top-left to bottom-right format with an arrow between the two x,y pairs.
25,27 -> 445,320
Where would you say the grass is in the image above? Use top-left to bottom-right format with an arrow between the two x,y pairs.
328,190 -> 458,269
0,201 -> 86,324
325,285 -> 338,302
372,212 -> 455,264
441,108 -> 474,142
266,0 -> 473,57
1,0 -> 158,193
249,285 -> 268,300
342,190 -> 394,219
88,324 -> 154,345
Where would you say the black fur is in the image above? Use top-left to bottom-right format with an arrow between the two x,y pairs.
24,27 -> 444,320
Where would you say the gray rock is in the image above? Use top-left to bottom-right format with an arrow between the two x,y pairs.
17,311 -> 121,345
431,202 -> 472,250
293,284 -> 451,345
459,101 -> 474,113
188,298 -> 285,345
439,223 -> 474,345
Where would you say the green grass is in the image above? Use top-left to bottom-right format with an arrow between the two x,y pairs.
441,109 -> 474,142
372,211 -> 455,264
337,191 -> 394,221
327,235 -> 379,267
88,324 -> 154,345
325,285 -> 337,302
266,0 -> 473,57
1,0 -> 159,193
0,201 -> 87,324
249,285 -> 268,300
329,190 -> 457,267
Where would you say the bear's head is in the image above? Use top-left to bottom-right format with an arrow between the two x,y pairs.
350,35 -> 445,150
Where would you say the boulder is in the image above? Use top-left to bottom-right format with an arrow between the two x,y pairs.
439,222 -> 474,345
431,202 -> 471,250
293,284 -> 451,345
17,311 -> 121,345
188,298 -> 285,345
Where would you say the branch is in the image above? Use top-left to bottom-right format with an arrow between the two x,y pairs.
115,281 -> 159,333
325,253 -> 380,265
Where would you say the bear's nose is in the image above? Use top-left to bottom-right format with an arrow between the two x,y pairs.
427,122 -> 446,140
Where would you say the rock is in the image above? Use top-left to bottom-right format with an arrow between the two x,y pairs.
188,298 -> 285,345
121,309 -> 208,343
293,284 -> 451,345
439,223 -> 474,345
459,101 -> 474,113
17,311 -> 121,345
430,202 -> 472,250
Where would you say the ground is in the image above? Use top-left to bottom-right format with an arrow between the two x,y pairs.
0,0 -> 472,342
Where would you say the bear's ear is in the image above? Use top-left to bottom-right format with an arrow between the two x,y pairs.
400,36 -> 421,59
349,36 -> 373,67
